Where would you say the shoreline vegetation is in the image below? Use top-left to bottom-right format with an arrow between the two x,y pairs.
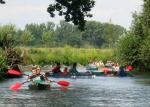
1,46 -> 150,81
18,47 -> 114,65
0,47 -> 115,81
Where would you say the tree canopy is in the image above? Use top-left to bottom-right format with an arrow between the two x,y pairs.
0,0 -> 5,4
0,0 -> 95,30
0,21 -> 125,48
116,0 -> 150,70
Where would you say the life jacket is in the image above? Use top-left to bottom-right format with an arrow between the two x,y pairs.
52,66 -> 61,73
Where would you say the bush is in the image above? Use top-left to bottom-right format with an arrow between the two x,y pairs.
0,48 -> 7,76
139,35 -> 150,70
115,32 -> 141,66
20,47 -> 114,65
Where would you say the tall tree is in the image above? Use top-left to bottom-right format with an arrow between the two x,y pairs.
25,23 -> 44,45
116,0 -> 150,70
0,24 -> 16,49
42,31 -> 54,47
54,21 -> 83,47
21,30 -> 33,46
82,21 -> 104,47
0,0 -> 5,4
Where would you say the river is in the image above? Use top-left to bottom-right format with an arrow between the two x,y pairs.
0,74 -> 150,107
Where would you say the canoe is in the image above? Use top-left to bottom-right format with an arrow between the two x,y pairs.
28,83 -> 51,90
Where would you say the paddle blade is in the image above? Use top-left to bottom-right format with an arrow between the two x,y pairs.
9,82 -> 22,91
7,70 -> 22,76
57,80 -> 70,87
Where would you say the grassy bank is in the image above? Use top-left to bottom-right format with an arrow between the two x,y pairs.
18,46 -> 114,65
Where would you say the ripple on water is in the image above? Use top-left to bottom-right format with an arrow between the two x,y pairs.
0,76 -> 150,107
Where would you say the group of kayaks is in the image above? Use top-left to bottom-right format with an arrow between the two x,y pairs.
8,65 -> 132,91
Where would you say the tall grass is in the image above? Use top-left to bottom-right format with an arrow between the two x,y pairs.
18,46 -> 114,65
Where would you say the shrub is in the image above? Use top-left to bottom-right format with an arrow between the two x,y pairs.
0,48 -> 7,76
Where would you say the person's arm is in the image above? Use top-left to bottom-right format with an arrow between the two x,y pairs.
27,75 -> 36,81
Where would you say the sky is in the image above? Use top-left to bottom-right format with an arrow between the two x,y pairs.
0,0 -> 143,29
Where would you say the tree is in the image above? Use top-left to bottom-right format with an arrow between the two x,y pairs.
21,30 -> 33,46
115,32 -> 140,65
102,24 -> 125,48
42,31 -> 54,47
46,22 -> 55,31
0,0 -> 5,4
0,0 -> 95,31
0,24 -> 16,49
25,23 -> 44,45
82,21 -> 125,48
54,20 -> 83,47
116,0 -> 150,70
82,21 -> 104,47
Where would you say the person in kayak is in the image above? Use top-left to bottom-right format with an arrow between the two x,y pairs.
69,62 -> 79,75
28,66 -> 37,80
36,65 -> 41,76
35,65 -> 45,81
44,72 -> 54,83
51,62 -> 62,75
28,65 -> 44,81
62,67 -> 70,76
118,66 -> 127,77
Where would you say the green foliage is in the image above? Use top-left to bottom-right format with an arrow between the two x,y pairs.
47,0 -> 95,30
54,21 -> 83,47
23,47 -> 113,65
116,0 -> 150,70
115,32 -> 140,65
0,24 -> 16,49
6,21 -> 124,48
21,30 -> 33,46
82,21 -> 104,47
42,31 -> 54,47
103,23 -> 125,48
0,21 -> 125,48
0,48 -> 7,74
139,35 -> 150,69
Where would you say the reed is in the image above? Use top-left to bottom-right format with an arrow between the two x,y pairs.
18,46 -> 114,65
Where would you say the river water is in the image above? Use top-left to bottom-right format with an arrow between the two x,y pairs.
0,74 -> 150,107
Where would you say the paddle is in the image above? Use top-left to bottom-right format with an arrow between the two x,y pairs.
9,81 -> 29,91
55,80 -> 70,87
